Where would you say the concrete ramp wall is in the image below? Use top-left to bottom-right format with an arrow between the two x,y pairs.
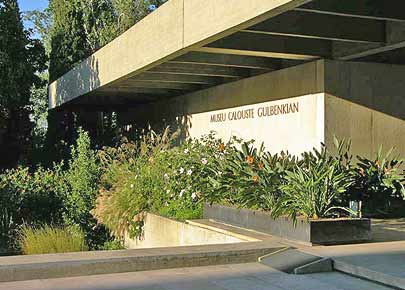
125,214 -> 245,249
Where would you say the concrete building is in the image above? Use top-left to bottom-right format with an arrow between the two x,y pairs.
49,0 -> 405,157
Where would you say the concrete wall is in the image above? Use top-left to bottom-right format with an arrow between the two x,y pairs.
324,60 -> 405,158
125,214 -> 245,249
121,60 -> 405,158
122,61 -> 325,155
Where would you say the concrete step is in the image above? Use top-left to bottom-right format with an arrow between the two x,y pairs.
259,248 -> 332,274
0,242 -> 284,283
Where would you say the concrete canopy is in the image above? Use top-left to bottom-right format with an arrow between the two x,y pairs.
49,0 -> 405,110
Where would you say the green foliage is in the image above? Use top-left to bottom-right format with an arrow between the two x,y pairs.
101,239 -> 125,251
24,8 -> 52,55
48,0 -> 167,81
19,225 -> 88,255
275,144 -> 355,223
205,139 -> 296,212
155,135 -> 224,221
93,128 -> 213,238
0,0 -> 46,169
64,128 -> 106,248
93,128 -> 177,238
349,147 -> 405,216
0,165 -> 66,251
48,0 -> 90,82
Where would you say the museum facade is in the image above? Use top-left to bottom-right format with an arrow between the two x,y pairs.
49,0 -> 405,157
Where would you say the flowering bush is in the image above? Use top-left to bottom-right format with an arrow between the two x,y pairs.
93,130 -> 230,238
205,140 -> 296,212
0,164 -> 67,251
157,133 -> 230,220
93,129 -> 173,238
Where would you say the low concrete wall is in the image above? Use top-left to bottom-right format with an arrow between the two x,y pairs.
0,242 -> 283,283
204,204 -> 371,245
125,213 -> 245,249
204,204 -> 311,244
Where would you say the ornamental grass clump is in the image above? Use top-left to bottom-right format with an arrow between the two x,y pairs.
19,225 -> 88,255
92,128 -> 175,238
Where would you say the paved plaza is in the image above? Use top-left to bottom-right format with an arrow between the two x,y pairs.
0,263 -> 394,290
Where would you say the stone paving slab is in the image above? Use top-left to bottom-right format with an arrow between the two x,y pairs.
372,218 -> 405,243
303,241 -> 405,289
0,263 -> 394,290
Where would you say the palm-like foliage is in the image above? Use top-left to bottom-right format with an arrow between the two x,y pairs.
274,144 -> 355,224
349,146 -> 405,216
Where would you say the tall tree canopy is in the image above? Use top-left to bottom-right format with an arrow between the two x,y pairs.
0,0 -> 46,169
49,0 -> 167,81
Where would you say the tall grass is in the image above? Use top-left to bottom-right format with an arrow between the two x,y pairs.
19,225 -> 88,255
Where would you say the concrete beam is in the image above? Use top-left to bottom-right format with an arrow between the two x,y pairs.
170,52 -> 280,69
115,81 -> 205,91
131,72 -> 225,85
244,10 -> 386,44
149,63 -> 254,78
200,32 -> 331,60
98,87 -> 182,96
69,94 -> 159,106
296,0 -> 405,22
334,22 -> 405,60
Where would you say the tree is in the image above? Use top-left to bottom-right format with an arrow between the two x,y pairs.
0,0 -> 46,169
48,0 -> 167,81
24,8 -> 52,55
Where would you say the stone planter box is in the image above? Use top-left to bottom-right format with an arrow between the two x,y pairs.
203,203 -> 371,245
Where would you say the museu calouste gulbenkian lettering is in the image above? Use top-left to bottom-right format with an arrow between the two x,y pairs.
48,0 -> 405,158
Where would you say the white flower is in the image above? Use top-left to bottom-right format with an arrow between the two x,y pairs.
217,171 -> 223,176
191,192 -> 197,200
184,149 -> 189,154
179,189 -> 186,198
130,184 -> 134,188
187,169 -> 193,176
166,189 -> 170,194
163,173 -> 169,180
179,167 -> 185,174
201,158 -> 208,165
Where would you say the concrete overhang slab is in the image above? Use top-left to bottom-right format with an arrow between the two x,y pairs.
48,0 -> 311,109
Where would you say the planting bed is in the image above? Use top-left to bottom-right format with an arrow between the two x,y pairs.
204,204 -> 371,245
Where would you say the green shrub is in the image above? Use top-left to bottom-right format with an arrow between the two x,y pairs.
0,165 -> 66,251
101,239 -> 125,251
349,147 -> 405,216
64,128 -> 107,248
93,128 -> 219,238
93,128 -> 177,238
274,144 -> 355,223
205,140 -> 296,212
19,225 -> 88,255
155,134 -> 224,221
